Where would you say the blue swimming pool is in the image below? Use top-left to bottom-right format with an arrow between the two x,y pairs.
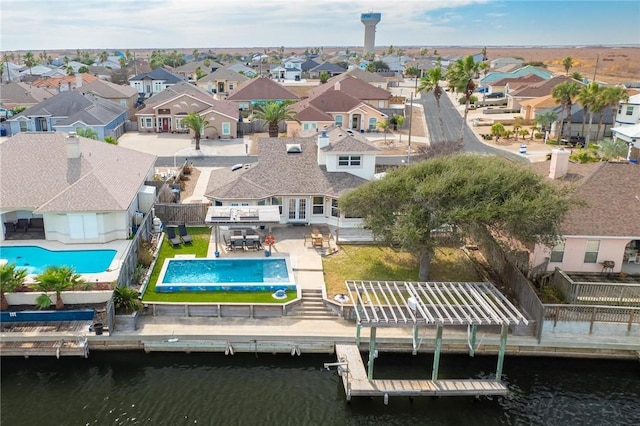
156,258 -> 295,292
0,246 -> 117,274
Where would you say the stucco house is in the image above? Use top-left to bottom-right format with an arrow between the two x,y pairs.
226,76 -> 299,113
306,75 -> 392,110
507,75 -> 579,111
308,62 -> 346,79
129,68 -> 187,99
530,150 -> 640,274
75,78 -> 139,120
0,132 -> 157,243
7,91 -> 128,140
204,127 -> 379,228
615,93 -> 640,126
611,123 -> 640,160
196,67 -> 249,97
135,81 -> 239,138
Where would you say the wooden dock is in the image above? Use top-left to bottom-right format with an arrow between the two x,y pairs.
0,338 -> 89,358
335,344 -> 507,401
1,320 -> 92,334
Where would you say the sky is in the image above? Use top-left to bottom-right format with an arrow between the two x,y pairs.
1,0 -> 639,52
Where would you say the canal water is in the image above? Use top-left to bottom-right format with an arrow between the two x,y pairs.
2,352 -> 639,425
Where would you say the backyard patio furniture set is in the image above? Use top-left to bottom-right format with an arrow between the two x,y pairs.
223,229 -> 264,252
166,224 -> 193,247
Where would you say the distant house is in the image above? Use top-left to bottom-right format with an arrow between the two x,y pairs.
226,63 -> 257,77
530,153 -> 640,274
172,60 -> 222,81
271,57 -> 303,81
306,75 -> 392,110
129,68 -> 187,98
0,82 -> 56,109
135,81 -> 239,138
32,73 -> 100,91
343,67 -> 389,90
507,75 -> 580,110
479,65 -> 554,85
0,132 -> 156,244
487,74 -> 545,97
7,91 -> 128,140
226,76 -> 299,113
308,61 -> 346,79
611,123 -> 640,159
195,67 -> 249,97
490,57 -> 525,71
204,127 -> 379,228
76,79 -> 139,120
615,93 -> 640,126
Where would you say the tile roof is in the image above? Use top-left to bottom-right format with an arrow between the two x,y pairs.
307,75 -> 391,100
205,136 -> 368,200
226,76 -> 299,102
0,132 -> 156,212
529,160 -> 640,237
31,73 -> 99,89
10,91 -> 127,125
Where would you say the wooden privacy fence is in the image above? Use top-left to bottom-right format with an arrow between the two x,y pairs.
154,203 -> 211,226
544,304 -> 640,334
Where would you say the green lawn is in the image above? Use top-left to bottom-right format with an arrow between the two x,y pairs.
142,227 -> 295,303
322,245 -> 482,297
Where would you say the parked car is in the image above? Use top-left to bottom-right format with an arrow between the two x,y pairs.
561,135 -> 586,148
486,93 -> 504,99
0,108 -> 14,120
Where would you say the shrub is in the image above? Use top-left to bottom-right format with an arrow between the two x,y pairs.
570,148 -> 600,163
534,132 -> 545,139
138,246 -> 154,268
132,264 -> 147,286
113,286 -> 143,314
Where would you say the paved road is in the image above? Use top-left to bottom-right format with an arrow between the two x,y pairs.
416,91 -> 526,162
155,155 -> 258,167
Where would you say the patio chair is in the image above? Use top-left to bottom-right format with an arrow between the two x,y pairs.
223,234 -> 234,251
16,218 -> 29,232
166,226 -> 182,247
178,224 -> 193,244
628,254 -> 638,264
4,222 -> 16,233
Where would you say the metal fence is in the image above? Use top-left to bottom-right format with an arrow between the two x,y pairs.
145,301 -> 298,318
551,268 -> 640,306
115,210 -> 154,287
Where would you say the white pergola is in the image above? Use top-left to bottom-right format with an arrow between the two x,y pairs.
345,280 -> 529,381
204,206 -> 281,254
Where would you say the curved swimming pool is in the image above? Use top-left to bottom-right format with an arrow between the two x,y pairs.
0,246 -> 117,274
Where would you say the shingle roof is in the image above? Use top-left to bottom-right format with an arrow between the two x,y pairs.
0,132 -> 156,212
510,75 -> 580,98
343,68 -> 386,83
198,67 -> 249,83
290,99 -> 334,121
310,61 -> 347,73
226,76 -> 299,102
529,161 -> 640,237
306,89 -> 366,113
490,74 -> 544,87
10,91 -> 127,125
307,75 -> 391,100
205,137 -> 368,200
321,129 -> 380,153
129,67 -> 186,84
0,82 -> 56,107
76,79 -> 138,99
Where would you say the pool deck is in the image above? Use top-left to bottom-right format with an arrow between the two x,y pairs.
0,239 -> 132,283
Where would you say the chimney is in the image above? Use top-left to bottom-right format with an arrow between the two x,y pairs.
76,73 -> 82,89
549,148 -> 569,179
66,132 -> 81,159
334,81 -> 341,91
317,126 -> 330,166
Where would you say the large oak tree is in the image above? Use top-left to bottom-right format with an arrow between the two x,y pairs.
340,155 -> 575,280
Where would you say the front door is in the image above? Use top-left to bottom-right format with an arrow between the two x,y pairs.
288,198 -> 307,222
351,114 -> 360,130
161,118 -> 169,132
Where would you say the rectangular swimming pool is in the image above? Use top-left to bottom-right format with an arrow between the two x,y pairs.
156,257 -> 295,292
0,246 -> 117,274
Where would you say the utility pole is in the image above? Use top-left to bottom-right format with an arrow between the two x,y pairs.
407,92 -> 414,164
592,54 -> 599,82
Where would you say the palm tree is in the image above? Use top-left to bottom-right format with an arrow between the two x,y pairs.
0,263 -> 28,310
113,285 -> 143,314
577,82 -> 600,143
36,266 -> 84,310
75,127 -> 98,139
445,55 -> 479,145
99,50 -> 109,64
23,51 -> 37,75
182,112 -> 214,150
595,86 -> 628,142
253,101 -> 299,138
378,119 -> 390,142
535,110 -> 558,143
552,81 -> 581,140
491,122 -> 505,142
571,71 -> 583,81
418,62 -> 446,144
562,57 -> 573,75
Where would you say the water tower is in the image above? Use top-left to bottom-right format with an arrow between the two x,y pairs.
361,12 -> 381,55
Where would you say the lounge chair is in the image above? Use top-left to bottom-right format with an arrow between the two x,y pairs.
29,218 -> 45,231
16,218 -> 29,232
166,226 -> 182,247
178,224 -> 193,244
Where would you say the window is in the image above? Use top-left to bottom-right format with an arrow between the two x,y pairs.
238,102 -> 249,110
222,122 -> 231,135
19,121 -> 28,132
584,240 -> 600,263
378,100 -> 385,108
143,117 -> 153,128
312,196 -> 324,215
229,83 -> 234,91
335,115 -> 343,127
120,99 -> 127,107
174,118 -> 185,130
303,122 -> 317,131
550,241 -> 565,263
330,199 -> 339,218
368,118 -> 377,131
626,106 -> 634,116
271,197 -> 283,214
338,155 -> 361,167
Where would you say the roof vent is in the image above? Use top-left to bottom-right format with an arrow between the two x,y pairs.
286,144 -> 302,154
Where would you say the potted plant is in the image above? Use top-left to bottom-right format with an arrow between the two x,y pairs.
113,286 -> 143,331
